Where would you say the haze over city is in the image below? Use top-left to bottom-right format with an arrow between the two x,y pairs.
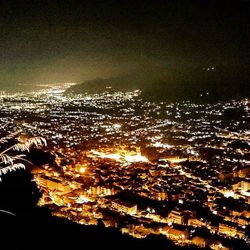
0,0 -> 249,91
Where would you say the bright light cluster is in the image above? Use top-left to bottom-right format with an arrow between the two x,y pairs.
89,148 -> 149,165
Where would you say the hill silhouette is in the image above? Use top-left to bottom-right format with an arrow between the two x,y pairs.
66,66 -> 249,102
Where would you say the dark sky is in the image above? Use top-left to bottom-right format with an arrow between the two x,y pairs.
0,0 -> 249,86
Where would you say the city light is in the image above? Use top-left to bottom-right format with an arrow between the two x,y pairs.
89,148 -> 148,164
79,167 -> 86,173
1,83 -> 249,249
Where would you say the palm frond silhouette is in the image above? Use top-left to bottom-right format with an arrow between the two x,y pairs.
0,131 -> 47,180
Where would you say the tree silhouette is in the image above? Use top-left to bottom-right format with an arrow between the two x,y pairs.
0,131 -> 47,181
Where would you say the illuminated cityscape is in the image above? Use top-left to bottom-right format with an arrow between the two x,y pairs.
0,1 -> 249,249
0,84 -> 249,249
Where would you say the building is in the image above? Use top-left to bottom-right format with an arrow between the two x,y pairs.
191,236 -> 208,248
218,223 -> 244,238
188,218 -> 206,227
36,176 -> 72,194
111,199 -> 137,215
219,223 -> 237,237
161,226 -> 189,241
168,210 -> 185,224
87,186 -> 116,196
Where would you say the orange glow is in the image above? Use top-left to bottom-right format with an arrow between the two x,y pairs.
79,167 -> 86,173
124,153 -> 148,163
89,148 -> 148,165
165,157 -> 188,163
224,190 -> 235,198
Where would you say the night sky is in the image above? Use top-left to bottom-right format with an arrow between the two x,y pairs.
0,0 -> 249,86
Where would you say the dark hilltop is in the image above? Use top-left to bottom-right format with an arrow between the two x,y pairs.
66,65 -> 250,102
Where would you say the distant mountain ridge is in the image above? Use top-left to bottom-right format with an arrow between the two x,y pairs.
65,66 -> 250,102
